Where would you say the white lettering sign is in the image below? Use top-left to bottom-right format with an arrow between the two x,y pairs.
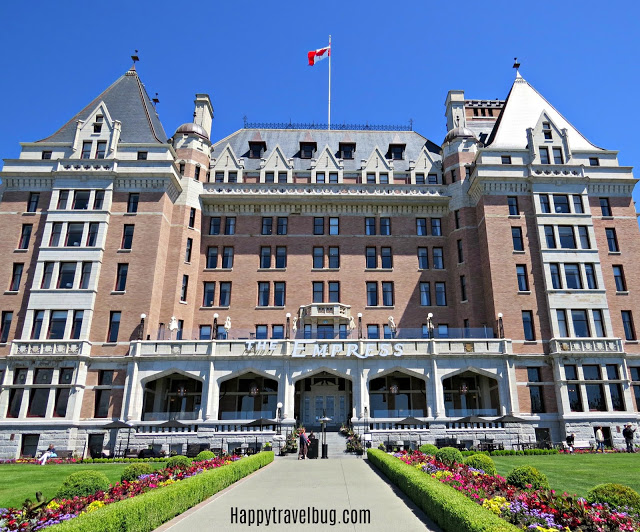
244,340 -> 404,358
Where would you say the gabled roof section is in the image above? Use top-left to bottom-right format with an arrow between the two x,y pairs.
314,145 -> 341,170
211,144 -> 243,170
38,66 -> 168,144
486,73 -> 601,151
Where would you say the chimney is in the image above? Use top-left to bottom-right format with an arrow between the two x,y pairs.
194,94 -> 214,139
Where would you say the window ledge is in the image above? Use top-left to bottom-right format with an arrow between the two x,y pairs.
513,250 -> 525,254
616,291 -> 630,295
14,249 -> 29,253
184,261 -> 191,265
110,291 -> 126,295
22,212 -> 37,216
255,306 -> 286,310
258,268 -> 288,272
123,212 -> 137,216
609,251 -> 621,255
4,291 -> 18,295
508,215 -> 521,219
117,249 -> 132,253
523,340 -> 539,344
624,340 -> 639,344
518,291 -> 531,295
364,306 -> 395,309
179,300 -> 188,305
102,343 -> 118,346
602,216 -> 614,220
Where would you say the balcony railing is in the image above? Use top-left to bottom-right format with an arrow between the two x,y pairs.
140,411 -> 200,422
10,340 -> 92,356
445,408 -> 500,417
549,338 -> 623,355
299,303 -> 351,319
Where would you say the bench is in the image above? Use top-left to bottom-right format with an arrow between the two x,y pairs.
37,449 -> 73,459
562,440 -> 592,451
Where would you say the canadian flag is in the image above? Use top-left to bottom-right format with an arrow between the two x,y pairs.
308,45 -> 331,66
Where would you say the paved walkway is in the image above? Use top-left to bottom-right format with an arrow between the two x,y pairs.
158,457 -> 441,531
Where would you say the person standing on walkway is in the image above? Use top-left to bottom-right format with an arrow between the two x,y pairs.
595,426 -> 605,453
623,423 -> 636,453
298,428 -> 310,460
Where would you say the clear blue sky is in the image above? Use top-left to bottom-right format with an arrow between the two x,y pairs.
1,1 -> 639,205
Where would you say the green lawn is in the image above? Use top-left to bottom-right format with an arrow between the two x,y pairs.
0,463 -> 165,509
491,453 -> 640,497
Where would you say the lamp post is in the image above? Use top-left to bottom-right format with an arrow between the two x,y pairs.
320,410 -> 331,459
213,313 -> 218,339
138,313 -> 146,340
285,313 -> 291,340
357,313 -> 363,339
497,312 -> 504,339
388,316 -> 396,339
426,312 -> 434,339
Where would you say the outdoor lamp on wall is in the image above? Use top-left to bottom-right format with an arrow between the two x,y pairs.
497,312 -> 504,339
286,312 -> 291,339
177,385 -> 187,398
213,313 -> 219,339
389,379 -> 399,395
460,381 -> 469,395
426,312 -> 434,339
357,313 -> 363,339
138,313 -> 146,340
249,381 -> 260,396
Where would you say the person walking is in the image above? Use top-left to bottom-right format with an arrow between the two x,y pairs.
38,444 -> 57,465
298,428 -> 310,460
623,423 -> 636,453
595,426 -> 605,453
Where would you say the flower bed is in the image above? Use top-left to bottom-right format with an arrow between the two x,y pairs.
394,450 -> 640,531
0,457 -> 167,465
0,456 -> 241,531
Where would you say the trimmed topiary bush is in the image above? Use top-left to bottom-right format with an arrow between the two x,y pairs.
435,446 -> 463,466
165,455 -> 192,469
121,463 -> 153,482
419,444 -> 438,456
463,453 -> 497,476
195,450 -> 215,461
587,483 -> 640,511
56,470 -> 110,499
506,465 -> 549,491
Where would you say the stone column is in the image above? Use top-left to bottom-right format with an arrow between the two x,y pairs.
431,358 -> 444,417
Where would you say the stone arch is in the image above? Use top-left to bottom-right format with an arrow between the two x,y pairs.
367,367 -> 428,419
440,367 -> 501,418
140,370 -> 204,422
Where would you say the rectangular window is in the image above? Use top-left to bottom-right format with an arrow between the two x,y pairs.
209,217 -> 221,235
328,281 -> 340,303
315,172 -> 325,183
539,147 -> 550,164
71,310 -> 83,340
542,122 -> 552,139
313,247 -> 323,269
329,217 -> 339,235
578,226 -> 590,249
199,325 -> 212,340
42,150 -> 52,159
380,247 -> 392,269
185,238 -> 193,263
366,173 -> 376,184
557,309 -> 568,337
428,173 -> 438,184
451,169 -> 457,182
193,166 -> 201,181
460,275 -> 467,301
214,171 -> 224,183
366,282 -> 378,306
328,247 -> 339,269
47,311 -> 67,339
0,311 -> 13,343
188,208 -> 196,228
180,274 -> 189,302
416,218 -> 427,236
522,310 -> 535,340
41,262 -> 54,289
558,226 -> 576,249
431,218 -> 442,236
10,263 -> 23,291
221,247 -> 234,269
382,282 -> 394,306
457,240 -> 464,263
501,155 -> 512,165
564,263 -> 582,289
224,217 -> 236,235
454,210 -> 460,229
276,217 -> 288,235
95,141 -> 106,159
516,264 -> 529,291
380,217 -> 391,235
312,282 -> 324,303
31,310 -> 44,339
127,193 -> 139,213
600,198 -> 612,217
367,325 -> 380,339
219,282 -> 231,306
57,262 -> 76,289
529,386 -> 546,413
417,247 -> 429,269
379,173 -> 389,184
93,190 -> 105,210
80,262 -> 92,289
553,147 -> 563,164
206,246 -> 218,268
278,172 -> 288,183
226,171 -> 234,183
365,247 -> 377,269
437,324 -> 449,338
527,368 -> 542,385
73,191 -> 90,210
65,223 -> 83,247
260,246 -> 271,269
122,225 -> 134,250
593,309 -> 605,337
274,282 -> 286,306
435,282 -> 447,306
572,195 -> 584,214
365,217 -> 376,235
57,190 -> 70,210
137,151 -> 147,160
433,247 -> 444,269
176,320 -> 184,340
540,194 -> 550,213
203,282 -> 215,307
49,222 -> 62,246
415,173 -> 425,184
571,309 -> 590,337
179,162 -> 185,175
18,224 -> 32,249
272,325 -> 285,339
27,193 -> 40,213
86,222 -> 99,247
613,265 -> 626,291
420,282 -> 431,306
553,195 -> 570,213
115,263 -> 128,291
258,282 -> 270,306
314,217 -> 324,235
512,227 -> 524,251
585,263 -> 597,289
341,144 -> 354,159
589,157 -> 600,166
261,217 -> 273,235
81,141 -> 92,159
606,228 -> 619,252
622,310 -> 636,340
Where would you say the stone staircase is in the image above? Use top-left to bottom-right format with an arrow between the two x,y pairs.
322,430 -> 363,459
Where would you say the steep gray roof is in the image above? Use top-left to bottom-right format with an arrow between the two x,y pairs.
212,129 -> 441,171
38,67 -> 167,144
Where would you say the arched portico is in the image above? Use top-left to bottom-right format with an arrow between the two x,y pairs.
441,368 -> 501,417
217,371 -> 278,420
141,371 -> 203,421
368,369 -> 427,419
293,368 -> 353,428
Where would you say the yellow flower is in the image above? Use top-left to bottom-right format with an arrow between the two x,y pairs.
46,501 -> 60,510
83,500 -> 106,514
482,496 -> 510,515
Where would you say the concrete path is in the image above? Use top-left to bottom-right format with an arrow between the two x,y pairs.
158,457 -> 442,532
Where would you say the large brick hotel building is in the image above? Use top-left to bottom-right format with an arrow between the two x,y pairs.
0,64 -> 639,457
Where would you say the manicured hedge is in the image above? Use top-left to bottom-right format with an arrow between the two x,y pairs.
367,449 -> 518,532
459,449 -> 558,458
51,452 -> 274,532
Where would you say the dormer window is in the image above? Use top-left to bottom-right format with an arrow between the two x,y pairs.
339,143 -> 355,159
389,145 -> 405,160
249,142 -> 265,159
300,142 -> 316,159
94,115 -> 103,133
137,151 -> 147,160
41,151 -> 52,160
553,147 -> 563,164
542,122 -> 552,140
81,141 -> 92,159
96,141 -> 107,159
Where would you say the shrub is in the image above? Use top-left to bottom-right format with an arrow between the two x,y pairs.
506,465 -> 549,491
121,463 -> 153,482
435,446 -> 463,466
418,444 -> 438,456
195,450 -> 215,461
587,483 -> 640,511
463,453 -> 497,476
56,471 -> 110,499
165,455 -> 192,469
378,443 -> 386,450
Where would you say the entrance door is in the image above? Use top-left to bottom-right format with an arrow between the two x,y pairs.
302,384 -> 345,427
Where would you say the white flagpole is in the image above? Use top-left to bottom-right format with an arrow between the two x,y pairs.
328,35 -> 331,130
